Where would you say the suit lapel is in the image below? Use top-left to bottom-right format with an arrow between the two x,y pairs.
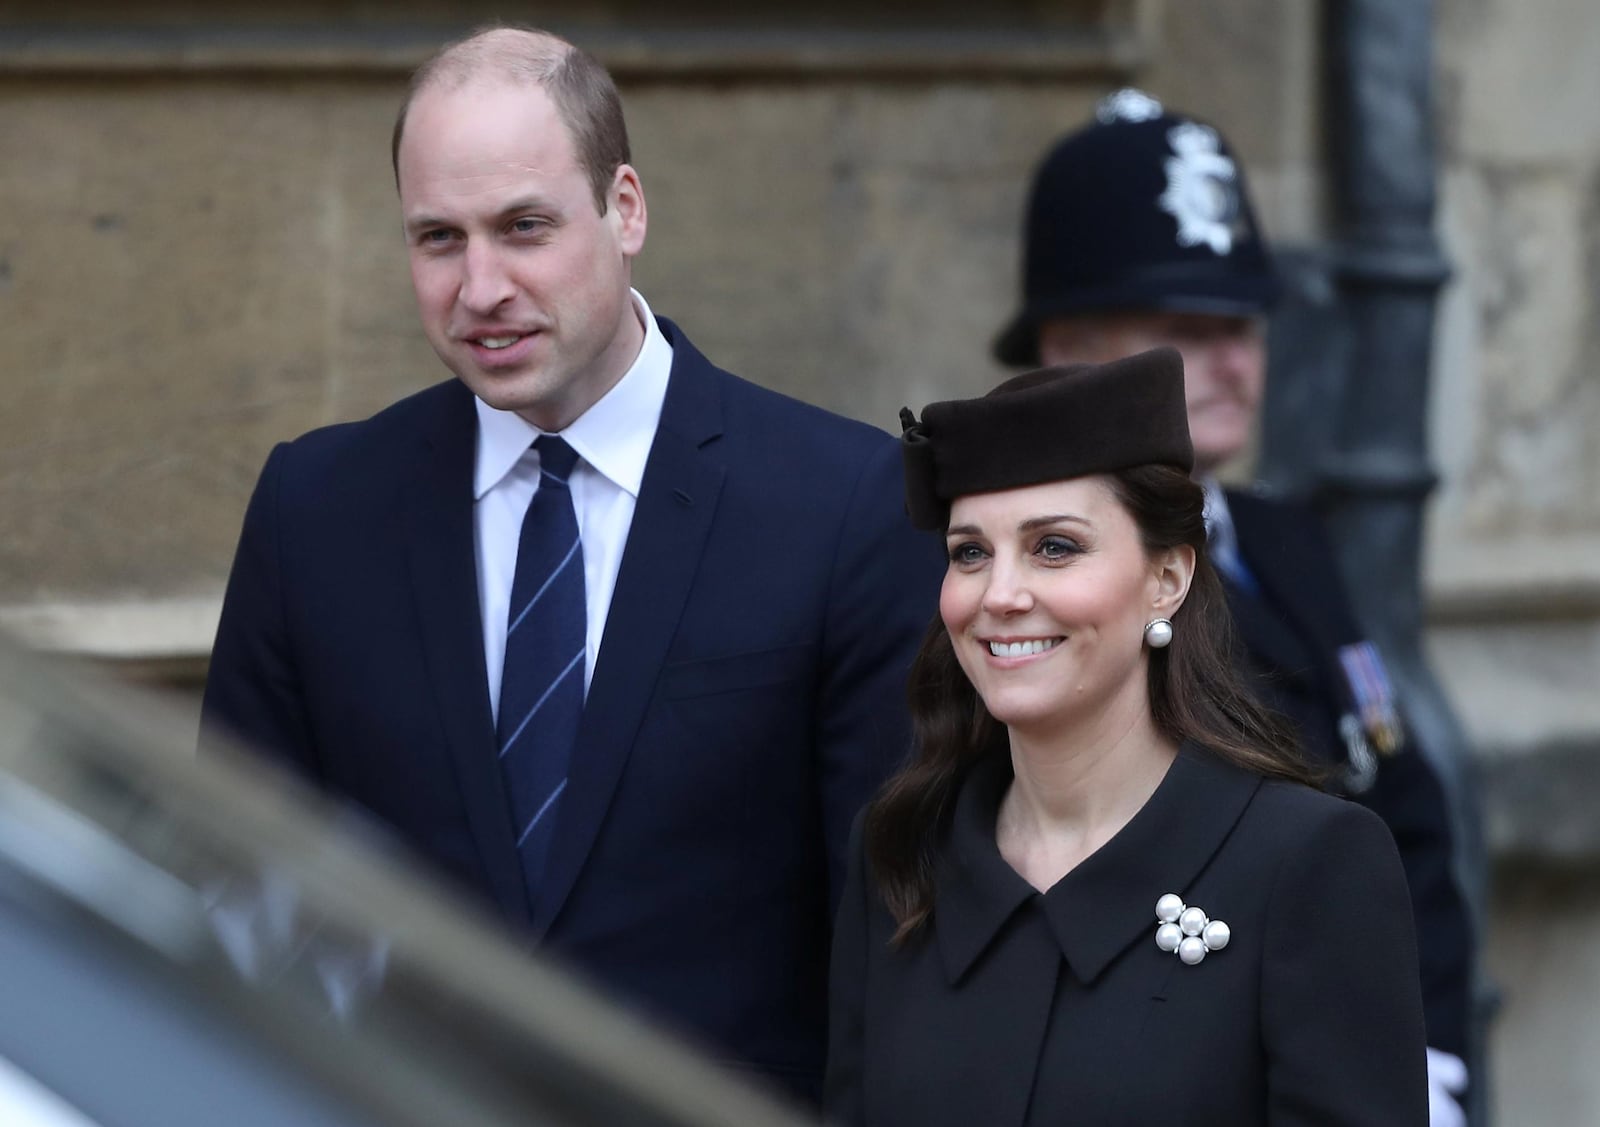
403,382 -> 533,927
532,323 -> 726,932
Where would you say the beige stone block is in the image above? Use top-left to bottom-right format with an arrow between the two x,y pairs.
1141,0 -> 1320,170
1439,0 -> 1600,164
1486,871 -> 1600,1127
628,83 -> 1101,428
0,77 -> 440,609
0,81 -> 328,601
1246,164 -> 1326,246
1426,618 -> 1600,755
1429,164 -> 1600,543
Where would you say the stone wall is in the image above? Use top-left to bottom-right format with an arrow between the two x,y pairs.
1432,1 -> 1600,1121
1,1 -> 1595,1121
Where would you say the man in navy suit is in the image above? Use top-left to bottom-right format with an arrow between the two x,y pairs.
993,91 -> 1474,1125
202,26 -> 941,1105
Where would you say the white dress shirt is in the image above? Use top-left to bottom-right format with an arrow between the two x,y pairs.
473,289 -> 674,720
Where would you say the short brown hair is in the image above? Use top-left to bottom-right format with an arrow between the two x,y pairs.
391,25 -> 631,214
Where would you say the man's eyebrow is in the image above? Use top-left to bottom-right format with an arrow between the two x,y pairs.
403,213 -> 451,236
404,198 -> 559,236
486,196 -> 559,220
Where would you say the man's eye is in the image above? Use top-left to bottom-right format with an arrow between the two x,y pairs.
511,217 -> 547,234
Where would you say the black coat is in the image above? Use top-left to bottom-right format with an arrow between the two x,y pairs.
1226,489 -> 1472,1056
826,746 -> 1429,1127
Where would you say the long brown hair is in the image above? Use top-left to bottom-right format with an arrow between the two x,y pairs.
865,464 -> 1316,943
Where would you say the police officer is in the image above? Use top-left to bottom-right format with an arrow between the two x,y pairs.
995,90 -> 1473,1126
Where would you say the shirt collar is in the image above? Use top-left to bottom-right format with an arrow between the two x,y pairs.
1200,475 -> 1235,545
473,289 -> 674,500
935,743 -> 1260,987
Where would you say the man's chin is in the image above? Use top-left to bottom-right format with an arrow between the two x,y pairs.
1191,418 -> 1255,461
457,372 -> 541,413
1191,434 -> 1252,472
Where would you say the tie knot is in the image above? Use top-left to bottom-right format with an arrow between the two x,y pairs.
534,435 -> 580,482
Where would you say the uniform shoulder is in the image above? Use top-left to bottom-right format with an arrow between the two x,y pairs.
1224,483 -> 1322,526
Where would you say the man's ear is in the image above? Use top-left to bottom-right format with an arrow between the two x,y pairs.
1152,543 -> 1196,618
610,163 -> 647,257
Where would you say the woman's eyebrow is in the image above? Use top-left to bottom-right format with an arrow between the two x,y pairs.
1017,514 -> 1092,533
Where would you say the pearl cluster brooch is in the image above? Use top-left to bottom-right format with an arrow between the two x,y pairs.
1154,893 -> 1230,966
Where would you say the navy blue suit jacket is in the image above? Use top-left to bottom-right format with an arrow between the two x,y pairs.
201,319 -> 945,1103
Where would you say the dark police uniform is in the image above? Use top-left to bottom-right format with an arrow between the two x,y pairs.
826,745 -> 1429,1127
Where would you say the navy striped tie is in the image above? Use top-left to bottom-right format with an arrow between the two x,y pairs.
497,434 -> 586,896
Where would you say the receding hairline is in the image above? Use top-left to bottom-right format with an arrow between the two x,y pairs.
393,26 -> 578,174
416,26 -> 576,100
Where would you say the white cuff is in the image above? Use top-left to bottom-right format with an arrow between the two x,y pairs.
1426,1047 -> 1468,1127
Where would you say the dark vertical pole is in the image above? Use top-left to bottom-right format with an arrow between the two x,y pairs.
1319,1 -> 1491,1121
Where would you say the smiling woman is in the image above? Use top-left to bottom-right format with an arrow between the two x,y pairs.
825,348 -> 1431,1126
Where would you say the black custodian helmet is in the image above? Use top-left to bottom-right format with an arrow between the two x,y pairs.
994,89 -> 1281,367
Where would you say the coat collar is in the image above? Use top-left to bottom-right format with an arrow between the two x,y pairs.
935,742 -> 1261,986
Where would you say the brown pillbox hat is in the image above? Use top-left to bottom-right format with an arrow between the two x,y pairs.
899,347 -> 1193,531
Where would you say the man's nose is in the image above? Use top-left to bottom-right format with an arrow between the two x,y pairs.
1210,321 -> 1264,382
458,241 -> 515,314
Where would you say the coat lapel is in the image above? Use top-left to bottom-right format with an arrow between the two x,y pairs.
936,747 -> 1261,989
1038,746 -> 1260,985
532,323 -> 726,932
403,382 -> 533,926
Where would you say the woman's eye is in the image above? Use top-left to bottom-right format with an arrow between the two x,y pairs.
1038,536 -> 1080,560
948,542 -> 987,565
